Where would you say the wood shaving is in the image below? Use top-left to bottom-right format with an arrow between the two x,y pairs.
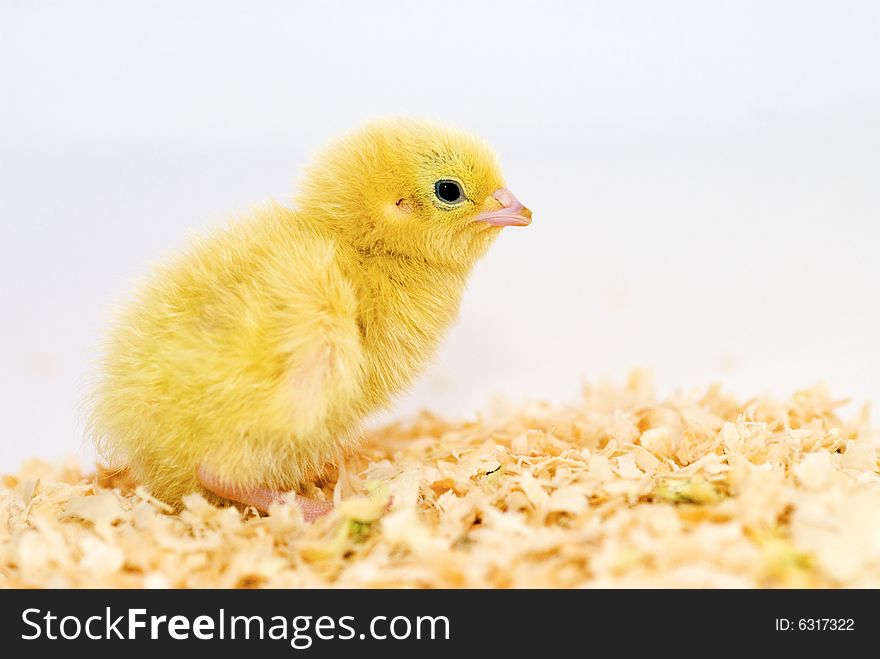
3,372 -> 879,588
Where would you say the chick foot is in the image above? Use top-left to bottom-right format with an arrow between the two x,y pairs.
196,464 -> 333,521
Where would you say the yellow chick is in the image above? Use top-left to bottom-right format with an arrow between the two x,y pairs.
88,119 -> 531,518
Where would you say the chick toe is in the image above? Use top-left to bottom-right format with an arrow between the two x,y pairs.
196,463 -> 333,520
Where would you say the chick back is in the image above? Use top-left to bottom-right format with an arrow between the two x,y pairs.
87,203 -> 365,505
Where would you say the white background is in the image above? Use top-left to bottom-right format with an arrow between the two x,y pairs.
1,1 -> 878,472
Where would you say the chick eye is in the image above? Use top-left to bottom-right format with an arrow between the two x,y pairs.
434,179 -> 464,205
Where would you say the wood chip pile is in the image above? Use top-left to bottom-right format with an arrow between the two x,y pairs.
2,373 -> 878,588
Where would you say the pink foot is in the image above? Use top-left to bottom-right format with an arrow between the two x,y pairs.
196,464 -> 333,521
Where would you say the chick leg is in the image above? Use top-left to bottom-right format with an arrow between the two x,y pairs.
196,464 -> 333,521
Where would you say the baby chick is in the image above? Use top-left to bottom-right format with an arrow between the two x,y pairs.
88,119 -> 531,518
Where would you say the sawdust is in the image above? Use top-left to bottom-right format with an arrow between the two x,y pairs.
2,372 -> 879,588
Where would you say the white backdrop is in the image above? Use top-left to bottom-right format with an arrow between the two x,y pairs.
2,1 -> 878,472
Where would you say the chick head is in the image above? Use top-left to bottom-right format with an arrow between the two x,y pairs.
295,119 -> 531,267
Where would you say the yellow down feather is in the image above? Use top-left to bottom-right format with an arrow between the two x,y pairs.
87,118 -> 520,506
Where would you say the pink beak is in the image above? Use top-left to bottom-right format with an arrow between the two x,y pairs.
474,188 -> 533,227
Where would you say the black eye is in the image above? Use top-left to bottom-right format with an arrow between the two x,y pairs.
434,179 -> 464,204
